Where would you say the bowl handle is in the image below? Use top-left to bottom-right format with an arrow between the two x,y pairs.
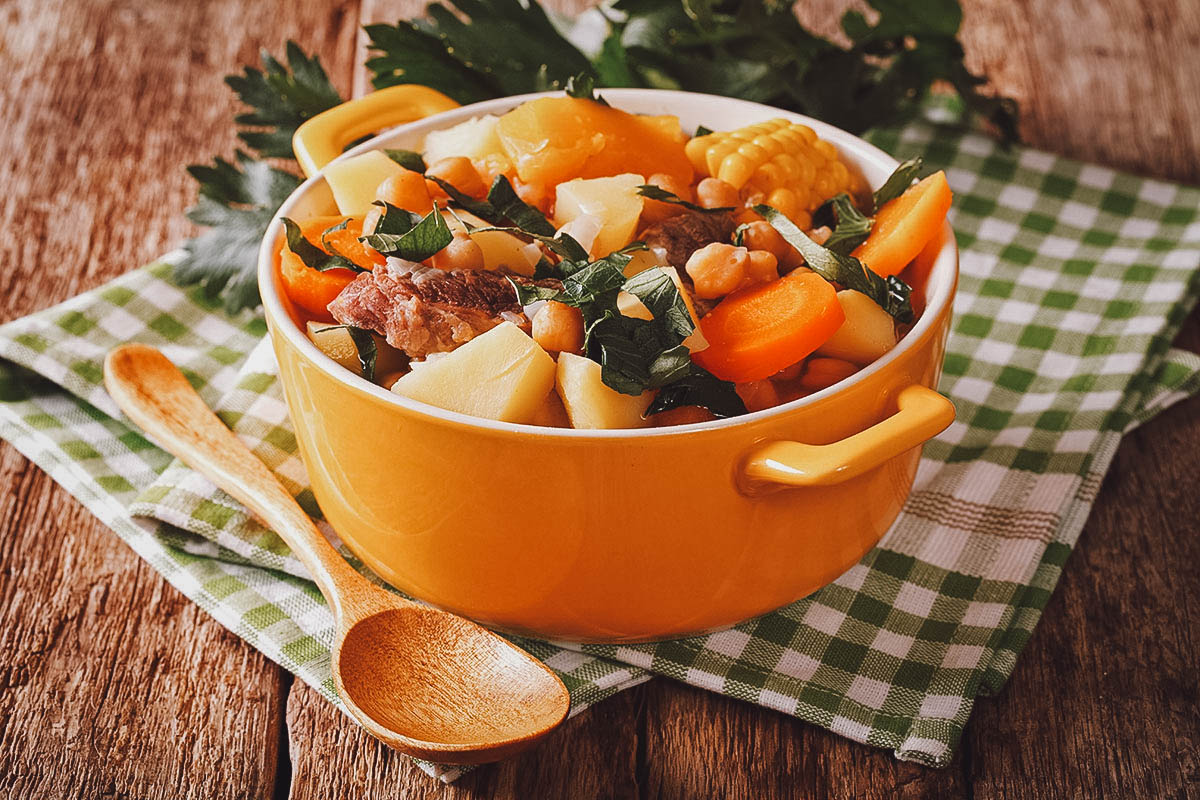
292,85 -> 461,178
742,384 -> 954,489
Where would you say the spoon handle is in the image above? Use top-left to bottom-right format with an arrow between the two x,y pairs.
104,343 -> 362,608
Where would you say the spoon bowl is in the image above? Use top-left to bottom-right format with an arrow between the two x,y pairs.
103,343 -> 569,764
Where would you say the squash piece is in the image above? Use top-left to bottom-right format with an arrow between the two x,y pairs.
323,151 -> 405,217
391,322 -> 555,423
815,289 -> 897,366
555,352 -> 652,430
554,174 -> 645,257
496,97 -> 692,195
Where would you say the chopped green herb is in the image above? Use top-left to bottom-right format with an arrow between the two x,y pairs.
360,203 -> 454,261
645,366 -> 748,419
370,201 -> 422,235
695,124 -> 714,137
280,217 -> 365,272
383,148 -> 427,173
754,204 -> 913,323
872,157 -> 924,212
314,325 -> 378,380
486,176 -> 557,236
817,193 -> 873,255
563,73 -> 610,106
637,184 -> 733,214
425,175 -> 496,219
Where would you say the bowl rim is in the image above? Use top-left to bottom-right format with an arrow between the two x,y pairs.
257,87 -> 958,440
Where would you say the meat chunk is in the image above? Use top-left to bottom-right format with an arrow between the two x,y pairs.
639,211 -> 736,269
327,261 -> 557,359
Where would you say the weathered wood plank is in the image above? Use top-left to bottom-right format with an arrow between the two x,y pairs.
0,0 -> 361,797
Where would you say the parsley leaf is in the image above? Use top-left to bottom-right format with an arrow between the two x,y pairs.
754,204 -> 913,323
280,218 -> 364,273
312,325 -> 378,380
225,40 -> 343,159
174,152 -> 301,313
637,184 -> 733,214
563,73 -> 610,105
872,157 -> 924,211
370,201 -> 422,235
816,194 -> 873,255
361,203 -> 454,260
645,366 -> 747,418
383,149 -> 427,173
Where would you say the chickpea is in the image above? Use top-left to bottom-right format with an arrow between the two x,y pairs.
735,380 -> 781,412
741,220 -> 803,271
640,172 -> 693,224
375,170 -> 433,214
532,301 -> 584,354
686,243 -> 749,299
425,156 -> 487,200
773,360 -> 806,382
695,177 -> 739,209
745,249 -> 779,284
430,232 -> 485,271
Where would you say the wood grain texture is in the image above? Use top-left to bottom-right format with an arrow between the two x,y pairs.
1,0 -> 1198,797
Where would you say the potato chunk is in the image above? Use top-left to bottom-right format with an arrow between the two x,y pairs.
555,352 -> 652,430
442,209 -> 538,276
306,321 -> 406,379
422,114 -> 513,179
554,174 -> 645,258
323,150 -> 405,217
815,289 -> 897,365
392,322 -> 555,423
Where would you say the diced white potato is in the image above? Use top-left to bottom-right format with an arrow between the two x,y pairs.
306,321 -> 407,379
422,115 -> 512,176
443,209 -> 538,276
816,289 -> 897,365
528,388 -> 572,428
553,174 -> 645,258
307,321 -> 361,373
323,150 -> 405,217
555,352 -> 652,430
391,322 -> 555,423
622,248 -> 659,277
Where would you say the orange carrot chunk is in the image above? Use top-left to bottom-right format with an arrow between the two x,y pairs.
693,270 -> 845,383
279,215 -> 380,319
852,170 -> 953,277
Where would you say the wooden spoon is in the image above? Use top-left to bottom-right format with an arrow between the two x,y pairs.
103,343 -> 569,764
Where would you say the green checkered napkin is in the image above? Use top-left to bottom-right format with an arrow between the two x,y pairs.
1,115 -> 1198,781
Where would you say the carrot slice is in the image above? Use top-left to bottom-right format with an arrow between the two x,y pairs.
693,270 -> 845,383
852,170 -> 952,277
279,215 -> 381,318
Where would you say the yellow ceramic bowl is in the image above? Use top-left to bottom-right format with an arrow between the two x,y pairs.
257,86 -> 957,642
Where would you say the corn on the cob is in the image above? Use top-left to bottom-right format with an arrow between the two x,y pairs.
685,119 -> 859,227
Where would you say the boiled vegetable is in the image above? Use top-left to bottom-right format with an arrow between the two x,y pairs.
799,357 -> 859,391
279,215 -> 373,318
323,150 -> 406,216
852,170 -> 952,277
391,322 -> 555,422
693,270 -> 844,382
556,352 -> 653,429
496,98 -> 692,196
305,322 -> 406,380
554,174 -> 645,257
442,209 -> 539,276
421,114 -> 513,182
816,289 -> 897,365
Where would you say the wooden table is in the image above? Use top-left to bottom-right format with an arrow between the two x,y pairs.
1,1 -> 1197,797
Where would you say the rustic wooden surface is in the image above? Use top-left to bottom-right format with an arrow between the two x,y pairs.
0,0 -> 1196,797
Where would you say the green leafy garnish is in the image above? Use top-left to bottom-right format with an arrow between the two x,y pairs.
816,194 -> 873,256
645,367 -> 747,418
431,175 -> 559,238
563,73 -> 609,105
754,204 -> 913,323
474,223 -> 590,263
280,218 -> 365,273
175,153 -> 302,313
314,325 -> 378,380
360,203 -> 454,261
364,0 -> 1017,140
383,149 -> 427,173
370,201 -> 422,236
695,124 -> 713,137
872,157 -> 924,211
425,175 -> 497,219
637,184 -> 732,214
224,41 -> 343,158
